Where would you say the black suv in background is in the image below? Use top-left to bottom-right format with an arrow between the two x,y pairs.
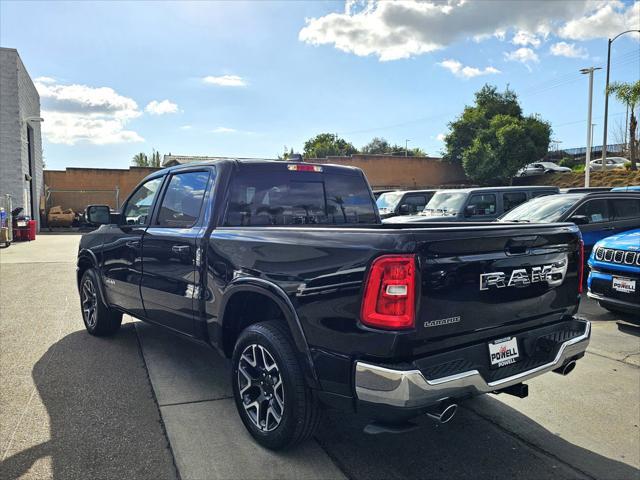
78,160 -> 588,450
376,189 -> 436,218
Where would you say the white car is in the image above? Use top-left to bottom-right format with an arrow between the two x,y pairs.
517,162 -> 571,176
589,157 -> 628,171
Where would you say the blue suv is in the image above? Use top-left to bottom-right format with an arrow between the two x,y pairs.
588,229 -> 640,316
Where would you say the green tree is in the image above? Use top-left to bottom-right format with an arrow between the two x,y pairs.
303,133 -> 357,159
362,137 -> 427,156
149,149 -> 162,168
608,80 -> 639,171
443,84 -> 551,184
132,152 -> 149,167
132,150 -> 163,168
362,137 -> 391,154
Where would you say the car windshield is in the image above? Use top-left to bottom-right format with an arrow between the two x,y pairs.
539,162 -> 557,168
499,194 -> 583,223
376,192 -> 403,210
421,191 -> 467,216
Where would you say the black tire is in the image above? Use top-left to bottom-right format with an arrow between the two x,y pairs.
79,268 -> 122,336
231,321 -> 322,450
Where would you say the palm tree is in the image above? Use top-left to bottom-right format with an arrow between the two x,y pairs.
132,152 -> 148,167
608,80 -> 640,171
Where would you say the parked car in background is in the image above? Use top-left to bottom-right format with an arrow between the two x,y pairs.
588,229 -> 639,317
611,186 -> 640,192
499,192 -> 640,260
372,189 -> 394,199
384,186 -> 558,223
376,189 -> 436,219
517,162 -> 571,176
589,157 -> 628,171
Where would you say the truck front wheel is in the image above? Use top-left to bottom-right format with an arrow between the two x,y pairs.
80,269 -> 122,336
231,321 -> 321,450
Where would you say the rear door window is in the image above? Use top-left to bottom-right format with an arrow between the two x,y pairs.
611,198 -> 640,220
224,166 -> 377,226
503,192 -> 527,212
574,199 -> 611,223
467,193 -> 497,217
155,171 -> 210,228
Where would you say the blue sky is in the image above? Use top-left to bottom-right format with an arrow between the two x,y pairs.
1,0 -> 638,171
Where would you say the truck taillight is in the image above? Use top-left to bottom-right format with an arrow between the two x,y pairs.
578,240 -> 584,294
361,254 -> 416,330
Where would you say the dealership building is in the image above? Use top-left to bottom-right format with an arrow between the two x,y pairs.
0,47 -> 44,229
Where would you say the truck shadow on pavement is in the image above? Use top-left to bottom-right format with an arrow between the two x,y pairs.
2,322 -> 637,480
316,399 -> 639,480
0,324 -> 177,480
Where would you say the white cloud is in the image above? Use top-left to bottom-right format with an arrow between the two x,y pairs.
34,76 -> 56,84
212,127 -> 237,134
560,1 -> 640,41
512,30 -> 541,48
550,41 -> 588,59
298,0 -> 593,61
35,79 -> 143,145
505,47 -> 540,64
436,133 -> 446,142
438,59 -> 500,78
179,125 -> 192,130
145,99 -> 179,115
202,75 -> 247,87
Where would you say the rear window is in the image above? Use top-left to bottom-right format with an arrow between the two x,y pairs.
223,165 -> 377,226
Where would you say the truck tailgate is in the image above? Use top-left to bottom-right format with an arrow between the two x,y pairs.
413,224 -> 582,346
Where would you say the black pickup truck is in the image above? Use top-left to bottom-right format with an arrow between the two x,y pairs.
78,159 -> 590,449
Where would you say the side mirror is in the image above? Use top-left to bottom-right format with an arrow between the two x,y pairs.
464,205 -> 475,217
398,204 -> 413,214
85,205 -> 111,225
569,215 -> 589,225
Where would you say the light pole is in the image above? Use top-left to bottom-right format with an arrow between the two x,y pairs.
581,67 -> 601,188
405,139 -> 410,157
601,29 -> 640,161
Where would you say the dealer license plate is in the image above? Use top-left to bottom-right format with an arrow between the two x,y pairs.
612,277 -> 636,294
489,337 -> 519,367
17,221 -> 27,227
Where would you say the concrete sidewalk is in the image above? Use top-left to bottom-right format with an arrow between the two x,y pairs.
0,236 -> 177,480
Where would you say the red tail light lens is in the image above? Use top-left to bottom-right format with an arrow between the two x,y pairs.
578,239 -> 584,294
361,255 -> 416,330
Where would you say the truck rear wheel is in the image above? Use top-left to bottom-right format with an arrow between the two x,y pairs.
231,321 -> 321,450
80,269 -> 122,336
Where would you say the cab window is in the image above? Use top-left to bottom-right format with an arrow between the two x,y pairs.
403,194 -> 427,213
611,198 -> 640,220
574,199 -> 610,223
156,171 -> 211,228
122,177 -> 164,225
503,192 -> 527,212
467,194 -> 497,216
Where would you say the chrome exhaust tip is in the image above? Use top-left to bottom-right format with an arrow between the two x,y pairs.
554,360 -> 576,376
427,403 -> 458,424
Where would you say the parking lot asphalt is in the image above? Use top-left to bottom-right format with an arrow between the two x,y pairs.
1,235 -> 639,480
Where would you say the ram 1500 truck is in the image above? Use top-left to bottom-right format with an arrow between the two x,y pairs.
78,159 -> 590,450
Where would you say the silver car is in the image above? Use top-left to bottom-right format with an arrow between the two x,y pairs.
517,162 -> 571,176
589,157 -> 628,171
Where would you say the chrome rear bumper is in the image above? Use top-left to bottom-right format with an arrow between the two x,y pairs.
355,320 -> 590,408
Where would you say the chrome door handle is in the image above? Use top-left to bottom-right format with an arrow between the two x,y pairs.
171,245 -> 191,254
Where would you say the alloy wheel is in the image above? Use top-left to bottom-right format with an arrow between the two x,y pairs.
237,344 -> 285,432
81,278 -> 98,329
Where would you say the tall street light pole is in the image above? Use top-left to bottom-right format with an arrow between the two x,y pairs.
581,67 -> 601,188
601,29 -> 640,161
